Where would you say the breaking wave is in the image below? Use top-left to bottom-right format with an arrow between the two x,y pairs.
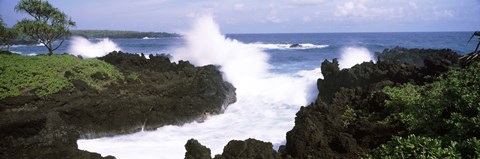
77,15 -> 321,159
68,36 -> 121,58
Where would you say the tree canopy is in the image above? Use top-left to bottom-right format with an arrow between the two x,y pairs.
14,0 -> 75,55
0,16 -> 19,51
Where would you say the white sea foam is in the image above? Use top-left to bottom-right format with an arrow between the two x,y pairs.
338,47 -> 375,69
77,15 -> 321,159
68,36 -> 121,58
250,43 -> 329,50
172,16 -> 270,87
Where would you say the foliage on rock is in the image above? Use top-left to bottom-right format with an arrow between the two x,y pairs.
0,54 -> 123,99
376,62 -> 480,158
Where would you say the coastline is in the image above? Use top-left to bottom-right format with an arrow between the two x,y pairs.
1,46 -> 479,158
0,51 -> 235,159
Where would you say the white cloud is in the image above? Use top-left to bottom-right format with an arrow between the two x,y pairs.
303,16 -> 312,22
334,0 -> 404,19
264,4 -> 286,23
186,12 -> 197,18
266,14 -> 283,23
5,0 -> 475,33
408,1 -> 418,9
434,9 -> 454,18
334,1 -> 367,17
291,0 -> 325,5
234,3 -> 245,11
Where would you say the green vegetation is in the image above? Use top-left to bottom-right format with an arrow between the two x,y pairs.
14,0 -> 75,55
71,30 -> 180,39
367,135 -> 460,159
367,63 -> 480,158
342,105 -> 356,128
0,16 -> 19,51
0,54 -> 123,99
368,136 -> 480,159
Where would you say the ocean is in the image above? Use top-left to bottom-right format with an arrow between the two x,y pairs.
11,32 -> 474,73
9,30 -> 476,159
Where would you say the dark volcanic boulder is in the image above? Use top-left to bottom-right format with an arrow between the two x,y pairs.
58,51 -> 237,136
214,139 -> 281,159
0,113 -> 115,159
375,46 -> 459,68
317,59 -> 419,102
285,48 -> 460,158
0,51 -> 236,158
185,139 -> 212,159
289,44 -> 302,48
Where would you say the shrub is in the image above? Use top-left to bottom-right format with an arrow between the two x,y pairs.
366,135 -> 460,159
374,63 -> 480,158
0,54 -> 123,99
382,63 -> 480,138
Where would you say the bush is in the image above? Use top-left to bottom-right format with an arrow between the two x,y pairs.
366,135 -> 460,159
0,54 -> 123,99
367,136 -> 480,159
374,63 -> 480,158
383,63 -> 480,138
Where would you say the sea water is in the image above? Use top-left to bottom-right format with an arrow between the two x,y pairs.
9,20 -> 475,159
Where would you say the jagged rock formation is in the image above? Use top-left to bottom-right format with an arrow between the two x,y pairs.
375,47 -> 459,68
193,47 -> 460,159
0,51 -> 236,159
284,47 -> 459,158
185,139 -> 212,159
185,138 -> 281,159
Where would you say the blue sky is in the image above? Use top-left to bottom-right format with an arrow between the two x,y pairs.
1,0 -> 479,33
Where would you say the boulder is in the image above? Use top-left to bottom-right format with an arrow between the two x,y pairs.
289,44 -> 302,48
214,139 -> 280,159
185,139 -> 212,159
375,46 -> 459,68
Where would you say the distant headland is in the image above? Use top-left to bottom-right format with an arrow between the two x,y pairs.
11,30 -> 180,45
71,30 -> 180,39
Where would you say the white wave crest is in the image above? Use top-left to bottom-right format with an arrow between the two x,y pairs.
338,47 -> 375,69
68,36 -> 121,58
77,15 -> 321,159
171,16 -> 270,86
11,44 -> 27,48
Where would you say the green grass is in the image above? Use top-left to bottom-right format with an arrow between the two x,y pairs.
0,54 -> 123,99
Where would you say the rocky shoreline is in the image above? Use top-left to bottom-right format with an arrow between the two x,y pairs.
0,51 -> 236,159
1,47 -> 477,159
185,47 -> 472,158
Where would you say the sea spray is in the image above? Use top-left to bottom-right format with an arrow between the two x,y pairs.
338,47 -> 375,69
172,16 -> 270,88
68,36 -> 121,58
77,15 -> 321,159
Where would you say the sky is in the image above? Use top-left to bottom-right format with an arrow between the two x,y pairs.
1,0 -> 479,33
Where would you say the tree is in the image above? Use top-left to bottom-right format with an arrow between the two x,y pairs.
0,16 -> 5,47
14,0 -> 75,55
460,31 -> 480,66
1,28 -> 19,52
467,31 -> 480,53
0,16 -> 19,51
